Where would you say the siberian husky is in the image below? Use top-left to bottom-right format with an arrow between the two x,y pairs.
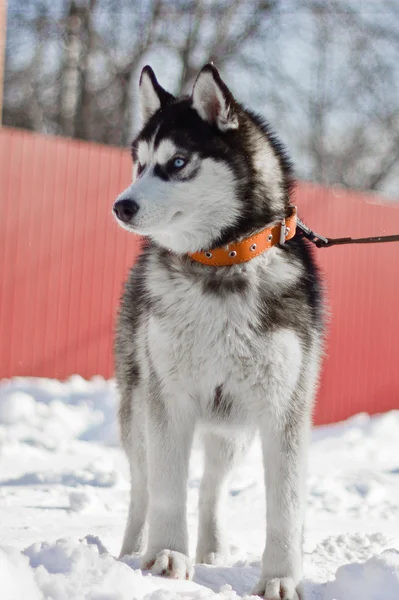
113,64 -> 323,600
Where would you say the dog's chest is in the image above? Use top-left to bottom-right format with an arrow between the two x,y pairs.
146,262 -> 268,393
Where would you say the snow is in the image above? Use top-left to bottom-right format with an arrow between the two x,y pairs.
0,377 -> 398,599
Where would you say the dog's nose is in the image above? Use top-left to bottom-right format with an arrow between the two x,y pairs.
113,199 -> 139,223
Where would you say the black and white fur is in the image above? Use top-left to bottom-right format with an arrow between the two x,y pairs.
113,64 -> 323,600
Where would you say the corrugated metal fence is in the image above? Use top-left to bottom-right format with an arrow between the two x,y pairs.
1,127 -> 399,424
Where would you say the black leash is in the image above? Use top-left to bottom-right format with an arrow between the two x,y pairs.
297,217 -> 399,249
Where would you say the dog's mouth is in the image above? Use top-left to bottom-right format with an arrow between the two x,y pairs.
113,208 -> 184,234
113,217 -> 138,234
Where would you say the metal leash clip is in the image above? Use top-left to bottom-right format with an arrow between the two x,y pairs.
297,217 -> 329,246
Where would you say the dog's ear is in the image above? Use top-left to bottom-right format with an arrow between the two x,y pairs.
192,64 -> 238,131
139,66 -> 174,124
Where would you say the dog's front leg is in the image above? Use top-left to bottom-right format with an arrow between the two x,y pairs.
253,416 -> 310,600
141,396 -> 195,580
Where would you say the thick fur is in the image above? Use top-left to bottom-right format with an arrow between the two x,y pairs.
113,64 -> 323,600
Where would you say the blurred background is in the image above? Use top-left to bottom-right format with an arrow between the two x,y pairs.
0,0 -> 399,425
3,0 -> 399,196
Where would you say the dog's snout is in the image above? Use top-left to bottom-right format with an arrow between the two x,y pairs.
113,199 -> 139,223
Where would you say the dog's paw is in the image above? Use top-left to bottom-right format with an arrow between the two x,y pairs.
196,533 -> 229,565
196,550 -> 227,566
252,576 -> 302,600
141,549 -> 193,580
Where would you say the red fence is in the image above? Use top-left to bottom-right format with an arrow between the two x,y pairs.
1,127 -> 399,424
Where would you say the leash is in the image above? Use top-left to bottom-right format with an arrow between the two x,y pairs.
297,217 -> 399,249
189,206 -> 399,267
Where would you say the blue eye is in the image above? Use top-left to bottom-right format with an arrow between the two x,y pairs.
173,157 -> 186,169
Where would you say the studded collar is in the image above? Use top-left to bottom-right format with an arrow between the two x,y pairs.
188,207 -> 297,267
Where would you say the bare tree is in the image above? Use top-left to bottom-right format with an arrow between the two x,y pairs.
253,0 -> 399,197
3,0 -> 399,198
3,0 -> 278,143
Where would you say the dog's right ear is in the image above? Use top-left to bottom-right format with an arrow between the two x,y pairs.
139,66 -> 174,124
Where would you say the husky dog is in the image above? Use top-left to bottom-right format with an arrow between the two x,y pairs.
113,64 -> 323,600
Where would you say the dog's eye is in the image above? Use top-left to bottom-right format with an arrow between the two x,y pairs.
172,157 -> 186,169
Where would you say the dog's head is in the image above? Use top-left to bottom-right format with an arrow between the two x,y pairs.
113,64 -> 293,253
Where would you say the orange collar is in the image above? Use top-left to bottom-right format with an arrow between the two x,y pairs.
189,207 -> 297,267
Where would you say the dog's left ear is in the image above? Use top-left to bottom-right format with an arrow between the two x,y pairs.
139,66 -> 174,124
192,64 -> 238,131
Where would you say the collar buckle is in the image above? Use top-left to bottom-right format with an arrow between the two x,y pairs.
280,217 -> 287,245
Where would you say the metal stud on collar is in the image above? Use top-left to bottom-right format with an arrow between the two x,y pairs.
205,251 -> 212,258
267,234 -> 273,242
250,243 -> 257,251
229,250 -> 237,258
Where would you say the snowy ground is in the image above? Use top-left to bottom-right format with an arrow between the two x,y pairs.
1,377 -> 399,600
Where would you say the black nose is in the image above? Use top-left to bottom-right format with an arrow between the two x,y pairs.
113,199 -> 139,223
